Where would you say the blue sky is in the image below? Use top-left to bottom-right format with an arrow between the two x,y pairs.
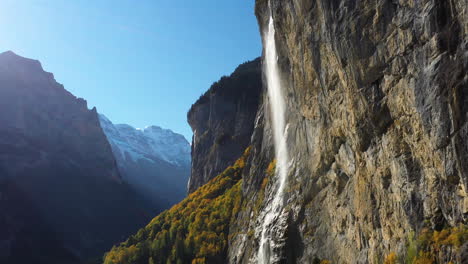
0,0 -> 262,140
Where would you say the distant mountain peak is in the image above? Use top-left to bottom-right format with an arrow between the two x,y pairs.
0,50 -> 17,56
99,114 -> 190,167
0,50 -> 53,85
145,125 -> 162,130
98,113 -> 190,209
0,50 -> 39,64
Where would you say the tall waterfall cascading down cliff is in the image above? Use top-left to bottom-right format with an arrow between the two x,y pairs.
257,6 -> 290,264
99,0 -> 468,263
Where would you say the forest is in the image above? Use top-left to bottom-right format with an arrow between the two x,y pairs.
103,147 -> 251,264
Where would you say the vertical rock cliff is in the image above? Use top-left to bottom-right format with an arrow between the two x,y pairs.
187,58 -> 262,193
0,51 -> 151,262
228,0 -> 468,263
99,1 -> 468,263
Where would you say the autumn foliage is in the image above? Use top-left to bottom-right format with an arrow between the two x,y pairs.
103,148 -> 250,264
389,224 -> 468,264
408,225 -> 468,264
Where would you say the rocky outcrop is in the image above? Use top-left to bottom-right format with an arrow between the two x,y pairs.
228,0 -> 468,263
0,51 -> 151,261
187,58 -> 262,193
99,114 -> 190,210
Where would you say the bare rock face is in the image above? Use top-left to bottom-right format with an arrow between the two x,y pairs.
229,0 -> 468,263
0,51 -> 151,261
187,58 -> 262,193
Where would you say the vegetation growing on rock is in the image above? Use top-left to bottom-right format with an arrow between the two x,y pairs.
384,225 -> 468,264
103,148 -> 251,264
407,225 -> 468,264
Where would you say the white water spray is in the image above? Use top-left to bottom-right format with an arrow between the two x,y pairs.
257,4 -> 290,264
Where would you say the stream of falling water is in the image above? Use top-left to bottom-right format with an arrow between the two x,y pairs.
257,4 -> 290,264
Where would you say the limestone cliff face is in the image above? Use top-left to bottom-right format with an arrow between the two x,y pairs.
187,58 -> 262,193
229,0 -> 468,263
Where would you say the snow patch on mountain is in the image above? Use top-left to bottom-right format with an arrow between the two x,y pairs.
99,114 -> 190,167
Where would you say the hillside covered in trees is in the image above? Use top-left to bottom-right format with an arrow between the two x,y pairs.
103,147 -> 251,264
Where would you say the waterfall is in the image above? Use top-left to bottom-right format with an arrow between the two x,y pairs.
257,4 -> 290,264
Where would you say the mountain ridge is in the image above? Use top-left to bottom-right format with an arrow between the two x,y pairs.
99,114 -> 190,167
0,51 -> 151,263
99,114 -> 190,211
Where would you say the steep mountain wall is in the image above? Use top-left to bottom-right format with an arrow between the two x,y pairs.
0,51 -> 151,261
187,58 -> 262,193
228,0 -> 468,263
99,1 -> 467,263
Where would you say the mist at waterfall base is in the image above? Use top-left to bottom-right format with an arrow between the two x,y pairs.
257,12 -> 291,264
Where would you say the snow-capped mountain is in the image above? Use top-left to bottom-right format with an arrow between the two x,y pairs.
99,114 -> 191,209
99,114 -> 190,167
